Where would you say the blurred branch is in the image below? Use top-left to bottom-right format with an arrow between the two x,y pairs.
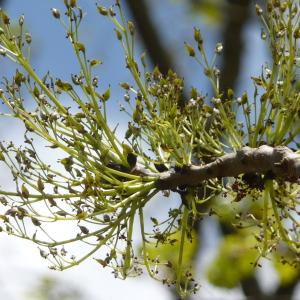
125,0 -> 176,75
220,0 -> 251,93
125,0 -> 188,108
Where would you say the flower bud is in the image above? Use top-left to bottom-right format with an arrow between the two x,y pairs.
97,6 -> 108,16
193,28 -> 203,45
255,4 -> 263,16
51,8 -> 60,19
215,43 -> 223,54
185,43 -> 195,57
128,21 -> 135,35
294,27 -> 300,39
19,15 -> 24,26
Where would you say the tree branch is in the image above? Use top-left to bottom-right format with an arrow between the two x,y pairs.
124,0 -> 175,75
155,145 -> 300,190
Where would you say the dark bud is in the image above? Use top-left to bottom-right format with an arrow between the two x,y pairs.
31,217 -> 41,226
242,173 -> 264,190
127,152 -> 137,168
154,163 -> 168,173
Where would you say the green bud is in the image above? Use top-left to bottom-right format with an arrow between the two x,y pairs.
97,6 -> 108,16
255,4 -> 263,16
115,29 -> 122,41
193,28 -> 203,44
19,15 -> 24,26
294,28 -> 300,39
128,21 -> 135,35
185,43 -> 195,57
21,184 -> 30,199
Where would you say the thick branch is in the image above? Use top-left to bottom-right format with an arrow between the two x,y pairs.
125,0 -> 175,75
156,145 -> 300,190
220,0 -> 251,93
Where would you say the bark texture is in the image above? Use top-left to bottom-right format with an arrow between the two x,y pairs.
155,145 -> 300,190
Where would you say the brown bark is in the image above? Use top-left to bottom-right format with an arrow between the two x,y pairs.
155,145 -> 300,190
219,0 -> 251,94
124,0 -> 176,76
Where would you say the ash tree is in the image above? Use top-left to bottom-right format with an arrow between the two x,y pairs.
0,0 -> 300,298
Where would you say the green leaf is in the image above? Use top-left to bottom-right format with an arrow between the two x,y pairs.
206,233 -> 257,288
144,229 -> 198,272
273,253 -> 300,286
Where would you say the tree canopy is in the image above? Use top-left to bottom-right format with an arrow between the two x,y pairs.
0,0 -> 300,298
